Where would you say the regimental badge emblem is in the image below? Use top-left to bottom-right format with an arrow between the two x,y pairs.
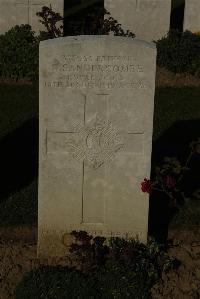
67,116 -> 124,169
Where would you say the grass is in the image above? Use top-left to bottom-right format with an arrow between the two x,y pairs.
0,83 -> 199,227
0,83 -> 38,226
0,180 -> 38,226
153,86 -> 200,141
0,83 -> 38,139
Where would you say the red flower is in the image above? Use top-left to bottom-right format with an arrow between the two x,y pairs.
141,178 -> 153,193
164,176 -> 176,188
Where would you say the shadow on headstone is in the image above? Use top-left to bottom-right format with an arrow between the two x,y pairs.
0,118 -> 38,203
148,119 -> 200,243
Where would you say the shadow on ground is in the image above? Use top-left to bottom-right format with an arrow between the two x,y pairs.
149,119 -> 200,243
0,118 -> 38,203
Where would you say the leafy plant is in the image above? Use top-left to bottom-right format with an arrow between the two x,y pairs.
14,265 -> 100,299
15,232 -> 180,299
96,238 -> 180,299
141,138 -> 200,209
101,9 -> 135,37
36,5 -> 63,40
156,30 -> 200,76
0,25 -> 39,81
68,231 -> 180,298
69,230 -> 109,271
37,5 -> 135,38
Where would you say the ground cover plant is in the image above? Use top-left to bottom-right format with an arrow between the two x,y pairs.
15,233 -> 180,299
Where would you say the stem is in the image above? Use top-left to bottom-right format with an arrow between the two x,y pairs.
153,187 -> 174,200
177,149 -> 194,183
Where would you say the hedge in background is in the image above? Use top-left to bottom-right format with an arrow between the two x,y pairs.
0,25 -> 39,81
156,30 -> 200,76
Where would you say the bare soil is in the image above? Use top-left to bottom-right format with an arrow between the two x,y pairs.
0,77 -> 33,85
0,225 -> 72,299
151,229 -> 200,299
0,225 -> 200,299
156,67 -> 200,87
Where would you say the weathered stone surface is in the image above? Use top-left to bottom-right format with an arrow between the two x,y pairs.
38,35 -> 156,257
183,0 -> 200,32
105,0 -> 171,41
0,0 -> 63,34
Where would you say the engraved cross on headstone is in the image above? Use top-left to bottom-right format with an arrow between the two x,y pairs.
46,93 -> 144,224
16,0 -> 44,25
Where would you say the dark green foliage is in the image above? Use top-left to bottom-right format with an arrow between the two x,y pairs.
37,4 -> 135,37
69,230 -> 110,271
156,30 -> 200,76
14,266 -> 101,299
0,5 -> 134,81
0,180 -> 37,226
0,25 -> 39,81
63,0 -> 135,37
36,5 -> 63,40
15,235 -> 180,299
69,232 -> 179,298
153,87 -> 200,141
100,10 -> 135,37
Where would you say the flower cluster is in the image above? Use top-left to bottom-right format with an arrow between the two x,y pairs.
141,178 -> 153,193
140,138 -> 200,208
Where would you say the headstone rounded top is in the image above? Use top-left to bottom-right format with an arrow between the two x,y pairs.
40,35 -> 156,50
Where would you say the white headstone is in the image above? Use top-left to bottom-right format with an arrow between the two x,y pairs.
105,0 -> 171,41
0,0 -> 64,34
38,35 -> 156,257
183,0 -> 200,33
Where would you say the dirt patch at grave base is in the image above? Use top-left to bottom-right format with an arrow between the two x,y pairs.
1,226 -> 200,299
0,77 -> 33,85
151,229 -> 200,299
156,66 -> 200,87
0,225 -> 72,299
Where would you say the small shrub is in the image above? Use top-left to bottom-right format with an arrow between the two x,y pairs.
0,25 -> 39,81
36,5 -> 63,40
36,5 -> 135,38
15,265 -> 101,299
141,138 -> 200,211
156,30 -> 200,76
15,234 -> 180,299
69,232 -> 180,298
69,230 -> 110,271
101,9 -> 135,37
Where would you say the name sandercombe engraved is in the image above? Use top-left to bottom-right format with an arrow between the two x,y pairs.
44,55 -> 148,89
62,64 -> 143,73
